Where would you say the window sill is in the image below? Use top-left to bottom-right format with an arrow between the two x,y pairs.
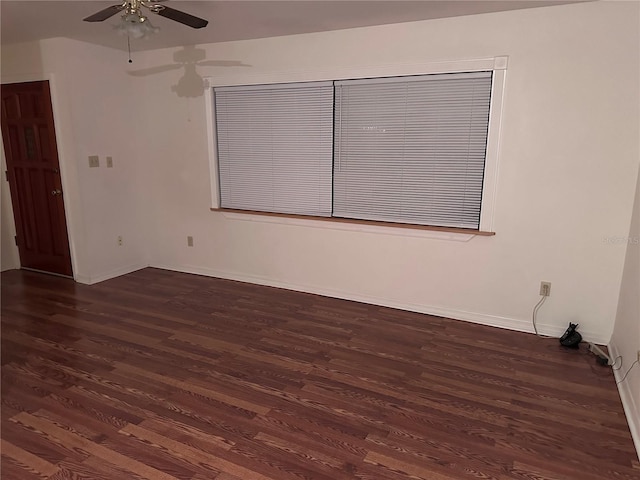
211,208 -> 495,241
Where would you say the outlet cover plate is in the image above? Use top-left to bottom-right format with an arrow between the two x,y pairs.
540,281 -> 551,296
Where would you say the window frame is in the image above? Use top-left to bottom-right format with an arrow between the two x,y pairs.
205,56 -> 507,236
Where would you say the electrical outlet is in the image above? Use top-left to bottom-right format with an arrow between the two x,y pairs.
187,236 -> 194,247
540,281 -> 551,296
88,155 -> 99,168
106,156 -> 113,168
117,236 -> 123,246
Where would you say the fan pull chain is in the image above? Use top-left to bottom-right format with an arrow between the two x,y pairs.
127,35 -> 133,64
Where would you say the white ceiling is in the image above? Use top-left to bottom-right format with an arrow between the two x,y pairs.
2,1 -> 584,52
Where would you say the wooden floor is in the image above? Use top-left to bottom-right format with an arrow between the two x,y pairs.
1,268 -> 638,480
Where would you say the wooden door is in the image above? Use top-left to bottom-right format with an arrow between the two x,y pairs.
1,81 -> 73,277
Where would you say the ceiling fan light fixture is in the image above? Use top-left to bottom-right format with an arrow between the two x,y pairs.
115,12 -> 159,39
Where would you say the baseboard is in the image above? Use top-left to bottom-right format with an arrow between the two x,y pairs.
608,341 -> 640,461
75,263 -> 148,285
150,262 -> 608,343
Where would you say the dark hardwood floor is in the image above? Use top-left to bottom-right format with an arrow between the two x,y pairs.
1,268 -> 638,480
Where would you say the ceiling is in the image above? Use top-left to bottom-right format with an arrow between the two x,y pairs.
2,1 -> 585,52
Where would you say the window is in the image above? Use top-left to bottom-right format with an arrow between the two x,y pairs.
215,82 -> 334,216
333,72 -> 492,229
210,65 -> 503,233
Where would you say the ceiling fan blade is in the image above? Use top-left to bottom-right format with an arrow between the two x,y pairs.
155,6 -> 208,29
83,5 -> 125,22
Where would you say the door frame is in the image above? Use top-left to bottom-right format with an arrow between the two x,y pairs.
1,72 -> 79,280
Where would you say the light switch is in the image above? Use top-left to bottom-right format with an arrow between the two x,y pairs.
106,156 -> 113,168
88,155 -> 99,168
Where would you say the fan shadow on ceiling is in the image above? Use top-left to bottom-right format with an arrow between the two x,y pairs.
128,45 -> 250,97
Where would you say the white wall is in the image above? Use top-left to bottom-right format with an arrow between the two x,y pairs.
611,165 -> 640,455
133,1 -> 639,343
1,38 -> 150,282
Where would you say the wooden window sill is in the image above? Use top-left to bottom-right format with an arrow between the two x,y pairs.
211,208 -> 495,237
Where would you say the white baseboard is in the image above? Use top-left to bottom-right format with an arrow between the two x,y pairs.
608,341 -> 640,461
75,263 -> 148,285
150,262 -> 608,344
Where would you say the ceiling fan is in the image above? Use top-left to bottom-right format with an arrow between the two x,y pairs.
83,0 -> 208,30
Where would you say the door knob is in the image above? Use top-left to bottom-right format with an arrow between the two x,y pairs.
51,189 -> 62,196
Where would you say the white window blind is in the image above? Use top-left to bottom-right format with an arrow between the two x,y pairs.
215,81 -> 334,216
333,72 -> 493,229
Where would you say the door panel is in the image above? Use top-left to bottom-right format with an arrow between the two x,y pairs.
1,81 -> 72,276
